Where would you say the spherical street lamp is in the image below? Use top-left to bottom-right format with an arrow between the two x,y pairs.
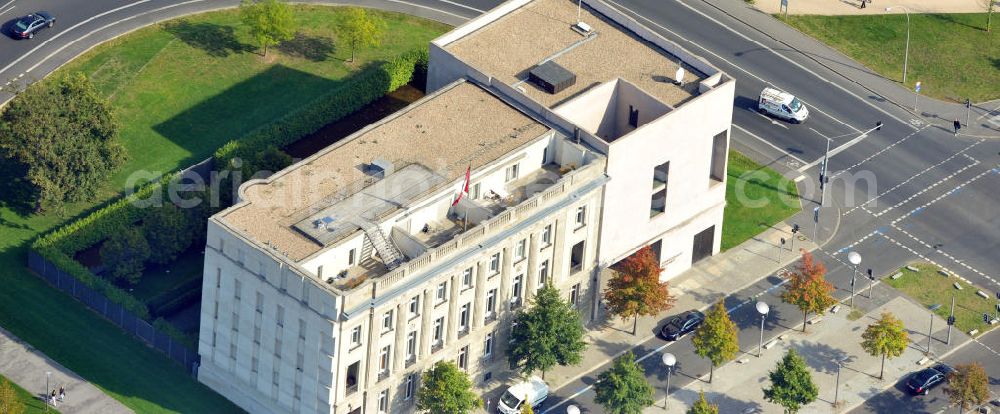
848,251 -> 862,307
756,301 -> 770,357
567,404 -> 581,414
661,352 -> 676,409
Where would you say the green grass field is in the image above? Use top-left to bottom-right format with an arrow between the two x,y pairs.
2,374 -> 52,414
58,6 -> 448,191
722,151 -> 801,250
0,6 -> 448,413
781,13 -> 1000,102
886,263 -> 997,336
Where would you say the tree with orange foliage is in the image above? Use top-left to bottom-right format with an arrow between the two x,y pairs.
604,246 -> 676,335
781,250 -> 837,332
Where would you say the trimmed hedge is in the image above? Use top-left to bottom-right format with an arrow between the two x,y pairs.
153,317 -> 196,350
30,48 -> 429,325
215,49 -> 428,167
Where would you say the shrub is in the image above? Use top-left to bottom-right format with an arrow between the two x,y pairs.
101,227 -> 151,285
145,203 -> 193,264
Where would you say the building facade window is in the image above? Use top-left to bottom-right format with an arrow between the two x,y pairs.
462,267 -> 474,289
486,289 -> 497,320
409,295 -> 420,317
406,331 -> 417,360
505,163 -> 519,182
436,282 -> 447,303
351,326 -> 361,347
570,283 -> 581,307
348,248 -> 357,266
511,275 -> 523,308
255,292 -> 263,313
710,131 -> 728,183
433,317 -> 444,346
276,305 -> 285,327
514,239 -> 526,262
575,206 -> 587,227
378,389 -> 389,413
484,331 -> 495,358
459,303 -> 470,333
379,346 -> 391,375
538,259 -> 549,290
382,310 -> 394,333
489,253 -> 501,275
541,224 -> 552,246
404,374 -> 416,400
458,345 -> 469,370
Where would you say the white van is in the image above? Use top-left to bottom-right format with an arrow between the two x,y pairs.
758,87 -> 808,123
497,377 -> 548,414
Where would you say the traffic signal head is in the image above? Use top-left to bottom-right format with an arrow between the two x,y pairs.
792,223 -> 800,233
875,121 -> 883,131
947,316 -> 956,325
985,313 -> 991,323
867,268 -> 873,278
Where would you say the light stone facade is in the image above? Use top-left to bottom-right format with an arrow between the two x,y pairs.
198,0 -> 735,413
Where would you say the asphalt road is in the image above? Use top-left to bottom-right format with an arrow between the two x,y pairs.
1,0 -> 998,412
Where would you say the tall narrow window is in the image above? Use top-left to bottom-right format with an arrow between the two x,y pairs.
379,345 -> 391,375
404,374 -> 416,400
570,283 -> 581,307
462,268 -> 474,289
436,282 -> 447,302
378,389 -> 389,413
458,345 -> 469,370
484,331 -> 495,357
486,289 -> 497,320
348,248 -> 357,266
470,182 -> 481,200
511,275 -> 523,308
710,131 -> 728,183
406,331 -> 417,360
514,239 -> 526,262
651,161 -> 669,217
350,326 -> 361,346
459,303 -> 470,333
628,105 -> 639,128
489,253 -> 501,275
409,295 -> 420,316
541,224 -> 552,246
433,318 -> 444,345
382,310 -> 394,333
538,259 -> 549,290
575,206 -> 587,227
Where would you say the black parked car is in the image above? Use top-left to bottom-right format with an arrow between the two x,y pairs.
11,12 -> 55,39
659,310 -> 705,341
905,364 -> 955,395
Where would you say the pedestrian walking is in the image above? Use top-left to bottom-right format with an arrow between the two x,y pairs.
50,389 -> 58,407
860,0 -> 866,8
59,386 -> 65,402
953,118 -> 962,136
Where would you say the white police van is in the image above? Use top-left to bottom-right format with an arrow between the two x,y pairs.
758,87 -> 808,123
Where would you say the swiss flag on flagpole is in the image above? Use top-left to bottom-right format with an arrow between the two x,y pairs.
452,165 -> 471,206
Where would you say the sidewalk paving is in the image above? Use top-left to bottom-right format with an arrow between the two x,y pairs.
658,295 -> 970,413
542,224 -> 816,394
698,0 -> 1000,138
0,326 -> 132,414
755,0 -> 990,17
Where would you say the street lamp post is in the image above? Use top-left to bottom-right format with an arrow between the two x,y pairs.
927,304 -> 941,355
833,357 -> 848,407
661,353 -> 676,410
756,301 -> 770,357
45,371 -> 51,412
567,404 -> 581,414
848,252 -> 862,308
885,6 -> 911,84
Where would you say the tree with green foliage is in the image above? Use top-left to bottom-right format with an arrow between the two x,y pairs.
253,146 -> 293,176
0,378 -> 25,414
144,203 -> 193,264
0,72 -> 125,213
507,284 -> 586,380
416,361 -> 481,414
763,348 -> 818,414
945,363 -> 989,413
239,0 -> 295,58
687,391 -> 719,414
101,227 -> 151,285
593,351 -> 655,414
604,245 -> 676,335
691,301 -> 739,383
860,312 -> 908,380
340,7 -> 386,62
781,250 -> 837,332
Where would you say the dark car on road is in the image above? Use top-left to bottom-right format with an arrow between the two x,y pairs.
11,12 -> 55,39
659,310 -> 705,341
905,364 -> 955,395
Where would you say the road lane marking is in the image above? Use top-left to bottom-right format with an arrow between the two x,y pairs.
750,108 -> 788,129
795,130 -> 872,172
0,0 -> 155,77
665,0 -> 916,130
0,5 -> 14,17
732,124 -> 808,166
431,0 -> 485,13
832,125 -> 930,178
852,147 -> 980,217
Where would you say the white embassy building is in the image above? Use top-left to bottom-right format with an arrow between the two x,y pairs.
196,0 -> 735,412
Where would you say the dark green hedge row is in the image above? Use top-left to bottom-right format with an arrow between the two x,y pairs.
147,276 -> 203,318
215,49 -> 428,167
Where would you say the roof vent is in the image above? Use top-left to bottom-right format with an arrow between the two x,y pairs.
528,61 -> 577,94
370,158 -> 394,176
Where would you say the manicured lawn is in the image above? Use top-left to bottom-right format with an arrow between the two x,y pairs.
722,151 -> 801,250
885,263 -> 997,337
60,5 -> 449,191
780,13 -> 1000,102
1,374 -> 52,414
0,6 -> 449,413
